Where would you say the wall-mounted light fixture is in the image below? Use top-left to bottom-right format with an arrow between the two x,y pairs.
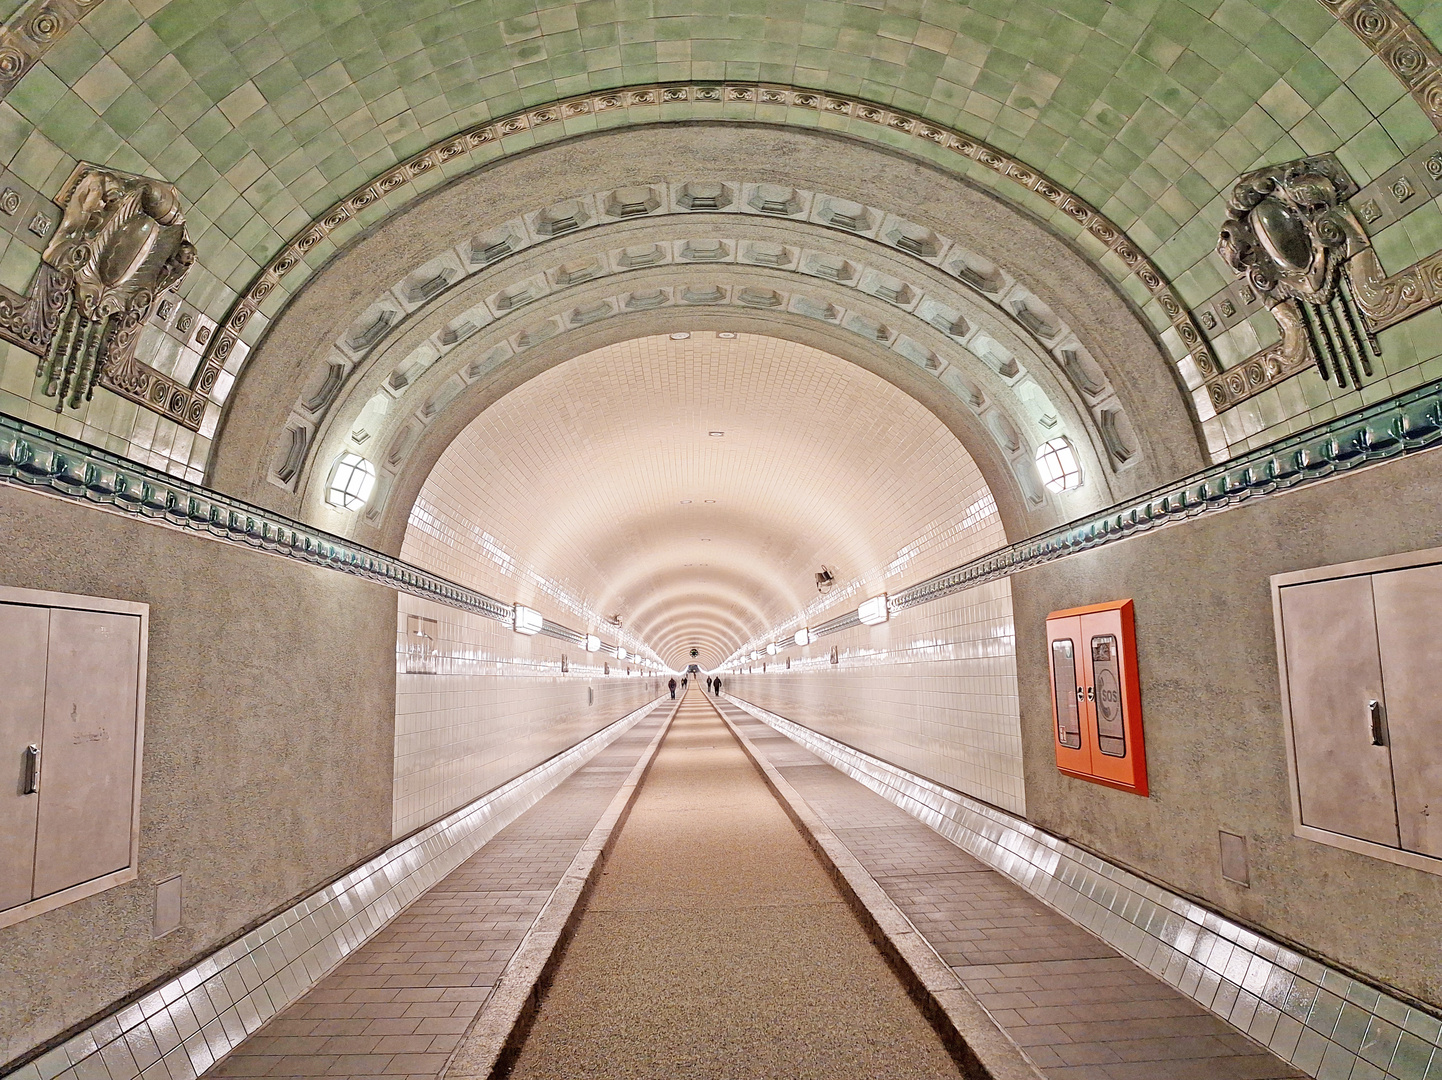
858,595 -> 890,626
766,643 -> 778,655
585,633 -> 601,652
513,605 -> 543,635
794,628 -> 813,646
670,332 -> 691,340
815,567 -> 835,593
1035,436 -> 1083,493
325,452 -> 377,510
617,648 -> 628,661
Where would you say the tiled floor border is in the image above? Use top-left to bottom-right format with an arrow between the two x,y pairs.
1,697 -> 667,1080
724,695 -> 1442,1080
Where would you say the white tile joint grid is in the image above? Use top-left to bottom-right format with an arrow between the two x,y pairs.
1,697 -> 667,1080
723,695 -> 1442,1080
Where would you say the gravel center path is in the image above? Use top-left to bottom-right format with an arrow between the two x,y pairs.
504,690 -> 961,1080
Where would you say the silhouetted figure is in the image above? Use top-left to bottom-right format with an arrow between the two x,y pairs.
706,676 -> 714,693
713,676 -> 722,695
668,677 -> 677,699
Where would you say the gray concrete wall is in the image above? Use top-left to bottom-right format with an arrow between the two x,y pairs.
1012,446 -> 1442,1009
0,486 -> 397,1066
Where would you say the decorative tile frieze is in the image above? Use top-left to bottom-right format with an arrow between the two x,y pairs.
1348,247 -> 1442,331
0,0 -> 100,101
184,81 -> 1196,435
286,196 -> 1137,504
1319,0 -> 1442,132
21,366 -> 1442,646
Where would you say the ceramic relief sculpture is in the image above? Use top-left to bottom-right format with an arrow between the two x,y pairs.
1215,154 -> 1379,401
28,166 -> 194,412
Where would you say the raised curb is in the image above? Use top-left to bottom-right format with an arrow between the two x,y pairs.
440,696 -> 681,1079
717,702 -> 1045,1080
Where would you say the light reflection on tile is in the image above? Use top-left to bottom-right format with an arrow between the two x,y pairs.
727,698 -> 1442,1080
2,698 -> 664,1080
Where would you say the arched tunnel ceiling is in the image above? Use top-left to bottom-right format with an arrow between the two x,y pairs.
400,332 -> 1006,669
209,121 -> 1203,549
2,0 -> 1439,487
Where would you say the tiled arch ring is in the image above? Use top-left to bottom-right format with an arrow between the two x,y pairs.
189,82 -> 1216,430
278,211 -> 1138,514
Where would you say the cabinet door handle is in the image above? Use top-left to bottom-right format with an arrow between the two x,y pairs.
1368,700 -> 1387,747
1075,686 -> 1085,702
1086,686 -> 1096,702
22,744 -> 39,795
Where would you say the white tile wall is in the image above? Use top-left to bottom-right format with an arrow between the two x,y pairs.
723,578 -> 1023,815
0,698 -> 665,1080
728,698 -> 1442,1080
394,595 -> 665,836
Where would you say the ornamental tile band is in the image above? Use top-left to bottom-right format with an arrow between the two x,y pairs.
6,371 -> 1442,642
1320,0 -> 1442,132
173,82 -> 1204,435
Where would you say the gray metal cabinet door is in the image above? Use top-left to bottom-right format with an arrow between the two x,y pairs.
31,608 -> 141,898
0,603 -> 48,910
1279,577 -> 1399,846
1373,564 -> 1442,858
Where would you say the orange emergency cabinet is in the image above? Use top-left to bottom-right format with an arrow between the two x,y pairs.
1045,599 -> 1148,796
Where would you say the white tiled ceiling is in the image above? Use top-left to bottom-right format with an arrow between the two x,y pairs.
401,333 -> 1005,668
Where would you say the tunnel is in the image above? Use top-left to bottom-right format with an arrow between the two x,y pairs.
2,3 -> 1442,1079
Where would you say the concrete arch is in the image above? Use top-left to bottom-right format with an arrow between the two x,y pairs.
212,123 -> 1204,548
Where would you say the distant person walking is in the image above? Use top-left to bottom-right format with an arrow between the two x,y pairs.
713,675 -> 722,695
668,677 -> 677,699
706,676 -> 714,693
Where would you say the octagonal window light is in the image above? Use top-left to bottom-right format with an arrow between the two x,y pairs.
513,605 -> 543,635
794,628 -> 813,647
1035,437 -> 1083,493
326,452 -> 376,510
585,633 -> 601,652
858,594 -> 890,626
766,643 -> 778,655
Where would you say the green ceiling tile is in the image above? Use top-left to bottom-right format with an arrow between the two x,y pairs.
1403,199 -> 1442,254
1258,78 -> 1310,129
152,131 -> 202,177
82,0 -> 146,54
9,64 -> 69,127
0,244 -> 38,293
1379,95 -> 1436,156
1339,119 -> 1403,186
1347,55 -> 1408,116
100,84 -> 156,139
1291,111 -> 1339,156
45,28 -> 108,89
136,54 -> 191,108
149,0 -> 213,50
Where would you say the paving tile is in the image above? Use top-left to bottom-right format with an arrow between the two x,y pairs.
203,708 -> 667,1080
715,699 -> 1308,1080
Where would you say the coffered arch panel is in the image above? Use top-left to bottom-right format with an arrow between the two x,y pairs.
210,123 -> 1202,547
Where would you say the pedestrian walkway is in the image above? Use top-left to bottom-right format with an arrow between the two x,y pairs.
205,704 -> 671,1080
714,697 -> 1307,1080
506,690 -> 963,1080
